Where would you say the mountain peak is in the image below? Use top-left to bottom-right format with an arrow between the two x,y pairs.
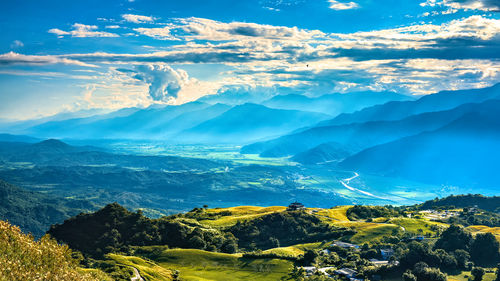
33,139 -> 69,148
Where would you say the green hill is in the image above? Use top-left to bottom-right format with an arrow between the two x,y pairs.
0,179 -> 97,237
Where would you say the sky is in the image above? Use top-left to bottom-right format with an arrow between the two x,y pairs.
0,0 -> 499,120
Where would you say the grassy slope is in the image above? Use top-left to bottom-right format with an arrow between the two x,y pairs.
448,270 -> 496,281
467,225 -> 500,241
107,253 -> 173,281
263,241 -> 329,257
107,205 -> 497,281
136,247 -> 293,281
198,206 -> 287,227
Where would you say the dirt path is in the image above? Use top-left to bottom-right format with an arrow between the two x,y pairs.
130,267 -> 144,281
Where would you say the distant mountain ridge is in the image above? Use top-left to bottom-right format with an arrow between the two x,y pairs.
321,83 -> 500,127
0,89 -> 413,144
340,109 -> 500,188
241,85 -> 500,162
174,103 -> 333,144
262,91 -> 412,115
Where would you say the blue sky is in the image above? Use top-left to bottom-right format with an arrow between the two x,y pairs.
0,0 -> 499,120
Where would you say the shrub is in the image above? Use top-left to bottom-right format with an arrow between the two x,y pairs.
0,220 -> 109,281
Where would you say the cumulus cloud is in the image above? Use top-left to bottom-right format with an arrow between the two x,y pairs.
328,0 -> 360,10
122,14 -> 155,23
120,64 -> 189,102
48,23 -> 119,38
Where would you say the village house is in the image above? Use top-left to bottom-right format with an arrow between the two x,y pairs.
380,248 -> 394,260
332,241 -> 360,250
287,202 -> 306,211
334,268 -> 363,280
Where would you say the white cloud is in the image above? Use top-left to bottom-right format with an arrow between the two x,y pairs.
121,64 -> 190,102
0,51 -> 96,67
10,40 -> 24,49
134,26 -> 178,40
48,23 -> 119,38
328,0 -> 359,10
421,0 -> 500,12
134,17 -> 324,41
122,14 -> 155,23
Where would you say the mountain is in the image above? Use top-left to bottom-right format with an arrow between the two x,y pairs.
175,103 -> 332,144
0,133 -> 40,143
27,101 -> 210,139
0,108 -> 127,134
0,139 -> 220,170
321,83 -> 500,127
0,179 -> 97,237
418,194 -> 500,212
242,100 -> 500,159
340,110 -> 500,188
262,91 -> 412,115
291,142 -> 353,164
143,103 -> 231,138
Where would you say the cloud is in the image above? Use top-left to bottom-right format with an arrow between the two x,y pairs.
120,64 -> 189,102
134,26 -> 178,40
134,17 -> 324,41
328,0 -> 359,10
48,23 -> 119,38
0,52 -> 96,67
122,14 -> 155,23
10,40 -> 24,49
421,0 -> 500,11
5,15 -> 500,99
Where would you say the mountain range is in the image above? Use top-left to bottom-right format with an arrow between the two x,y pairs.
1,84 -> 500,190
3,90 -> 411,143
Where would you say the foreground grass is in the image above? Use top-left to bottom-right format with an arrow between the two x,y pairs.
136,247 -> 293,281
0,220 -> 110,281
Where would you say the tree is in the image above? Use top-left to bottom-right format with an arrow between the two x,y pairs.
302,250 -> 318,266
454,249 -> 470,269
403,270 -> 417,281
470,233 -> 500,266
434,225 -> 472,252
412,262 -> 447,281
471,267 -> 485,281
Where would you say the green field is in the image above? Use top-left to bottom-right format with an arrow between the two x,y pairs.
107,253 -> 173,281
134,247 -> 293,281
467,225 -> 500,241
199,206 -> 287,227
448,270 -> 497,281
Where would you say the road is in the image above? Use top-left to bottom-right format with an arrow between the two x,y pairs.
339,172 -> 388,200
130,267 -> 144,281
